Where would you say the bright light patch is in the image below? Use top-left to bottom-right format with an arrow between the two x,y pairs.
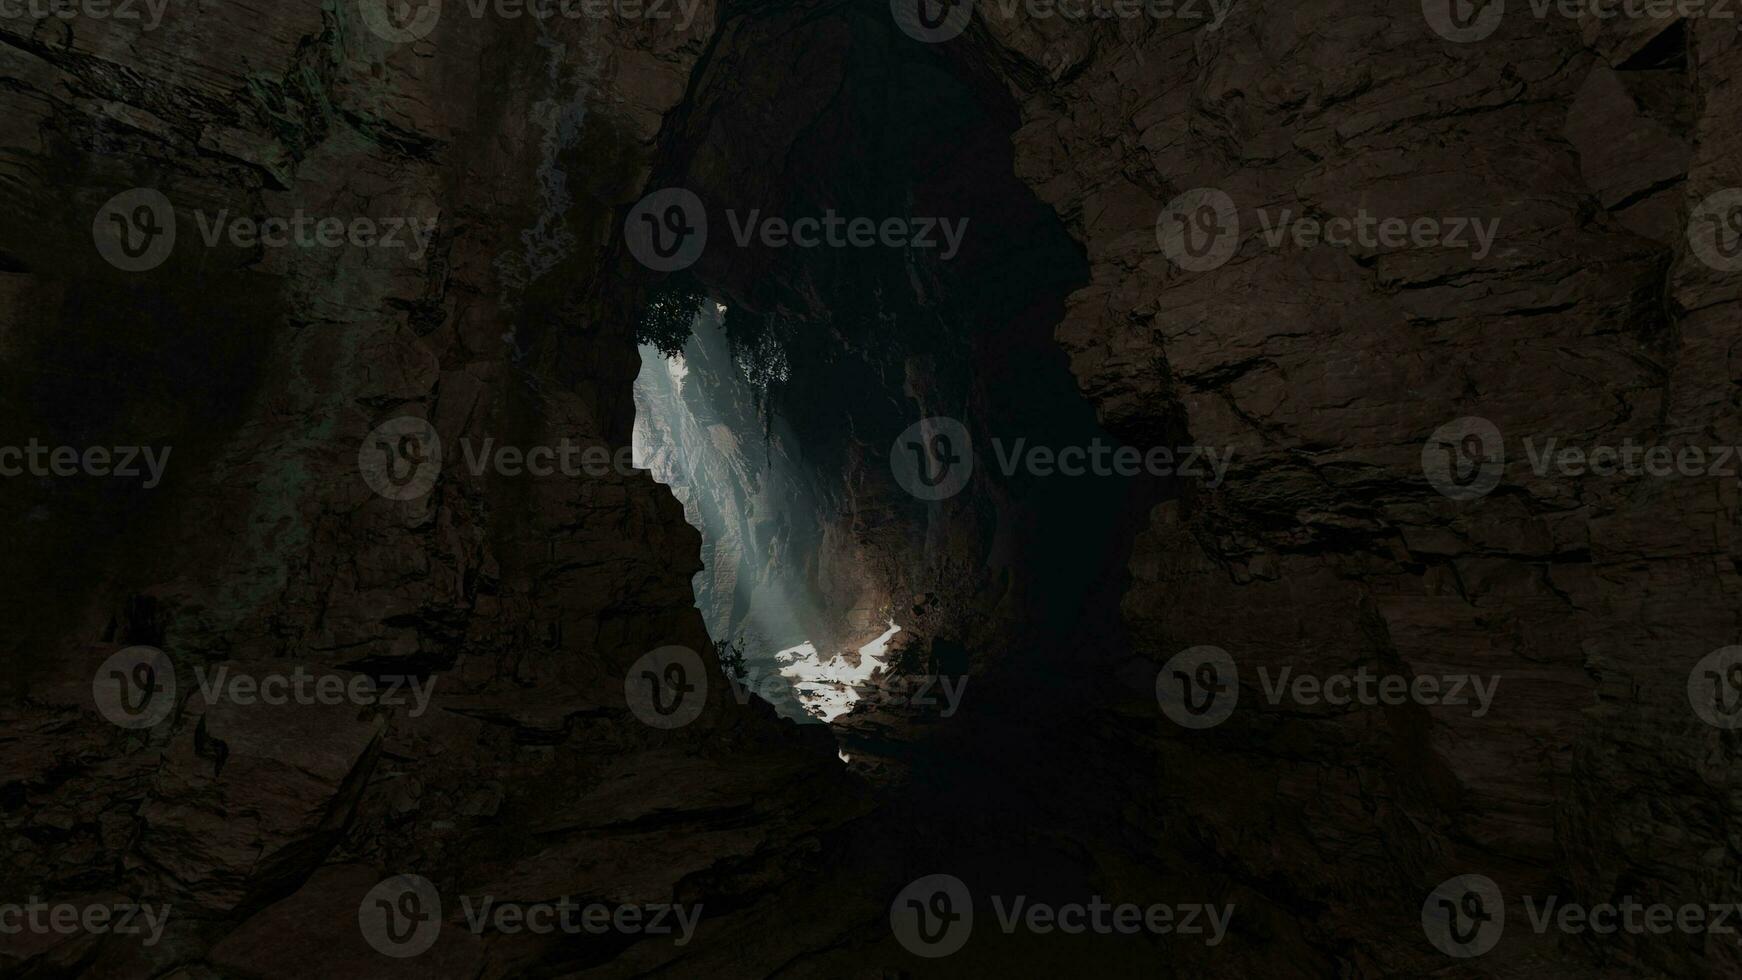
776,620 -> 902,723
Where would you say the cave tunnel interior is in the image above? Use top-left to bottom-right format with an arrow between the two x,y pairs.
625,0 -> 1163,767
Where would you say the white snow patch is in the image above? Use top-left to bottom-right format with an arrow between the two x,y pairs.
775,621 -> 901,723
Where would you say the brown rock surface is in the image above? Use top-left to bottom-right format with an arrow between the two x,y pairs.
2,0 -> 1740,976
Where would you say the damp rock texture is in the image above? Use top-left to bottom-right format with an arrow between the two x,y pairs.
2,0 -> 1741,976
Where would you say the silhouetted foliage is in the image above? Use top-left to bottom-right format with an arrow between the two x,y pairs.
721,305 -> 797,425
637,276 -> 706,357
713,636 -> 749,680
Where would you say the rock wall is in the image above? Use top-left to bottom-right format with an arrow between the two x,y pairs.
0,4 -> 870,976
960,3 -> 1742,974
3,0 -> 1739,976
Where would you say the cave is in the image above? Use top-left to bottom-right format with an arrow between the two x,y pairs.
4,0 -> 1741,976
623,11 -> 1141,782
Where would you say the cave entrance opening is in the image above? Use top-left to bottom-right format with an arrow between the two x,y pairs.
631,304 -> 899,728
617,1 -> 1123,775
